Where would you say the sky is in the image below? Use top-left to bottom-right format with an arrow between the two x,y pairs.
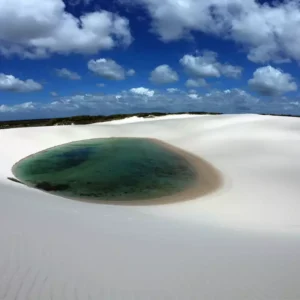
0,0 -> 300,120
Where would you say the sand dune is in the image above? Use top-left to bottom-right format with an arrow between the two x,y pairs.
0,114 -> 300,299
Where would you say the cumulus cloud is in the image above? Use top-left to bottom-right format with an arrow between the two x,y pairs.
0,102 -> 37,113
125,0 -> 300,63
127,69 -> 136,76
56,68 -> 81,80
149,64 -> 179,84
88,58 -> 126,80
1,88 -> 300,120
51,91 -> 58,96
130,87 -> 155,97
180,51 -> 242,79
188,93 -> 201,100
180,52 -> 220,78
248,66 -> 297,96
0,0 -> 132,58
220,64 -> 243,79
167,88 -> 179,93
186,78 -> 208,88
0,74 -> 42,92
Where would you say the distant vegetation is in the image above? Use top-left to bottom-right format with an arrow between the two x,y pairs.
0,111 -> 297,130
0,112 -> 220,130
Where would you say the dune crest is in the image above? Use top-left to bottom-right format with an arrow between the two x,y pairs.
1,114 -> 300,299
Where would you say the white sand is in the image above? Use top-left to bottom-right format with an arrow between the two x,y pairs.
0,114 -> 300,299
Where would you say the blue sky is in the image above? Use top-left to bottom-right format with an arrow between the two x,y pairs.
0,0 -> 300,120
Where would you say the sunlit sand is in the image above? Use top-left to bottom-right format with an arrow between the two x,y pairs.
0,114 -> 300,299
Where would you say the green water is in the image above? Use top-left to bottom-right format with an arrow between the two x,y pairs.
12,138 -> 198,202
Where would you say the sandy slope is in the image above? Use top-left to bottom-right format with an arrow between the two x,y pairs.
0,114 -> 300,299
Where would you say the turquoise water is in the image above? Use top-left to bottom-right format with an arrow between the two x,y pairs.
12,138 -> 198,202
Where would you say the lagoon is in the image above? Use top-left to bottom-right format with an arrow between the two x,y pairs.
12,138 -> 199,202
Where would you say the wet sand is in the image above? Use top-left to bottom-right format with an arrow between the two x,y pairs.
121,138 -> 223,205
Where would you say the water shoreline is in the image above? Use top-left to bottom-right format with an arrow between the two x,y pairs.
11,137 -> 223,205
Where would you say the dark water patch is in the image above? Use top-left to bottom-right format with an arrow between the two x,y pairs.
23,145 -> 96,175
35,182 -> 70,192
12,138 -> 219,203
7,177 -> 24,185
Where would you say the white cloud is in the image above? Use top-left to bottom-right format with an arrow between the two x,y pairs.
1,88 -> 300,120
188,89 -> 197,94
127,69 -> 136,76
126,0 -> 300,63
97,83 -> 106,87
0,101 -> 36,113
0,0 -> 132,58
0,105 -> 8,113
0,74 -> 42,92
188,93 -> 200,99
130,87 -> 155,97
56,68 -> 81,80
186,78 -> 208,88
149,64 -> 179,84
248,66 -> 297,96
220,64 -> 243,79
51,91 -> 58,96
180,52 -> 220,78
88,58 -> 126,80
180,51 -> 242,78
167,88 -> 179,93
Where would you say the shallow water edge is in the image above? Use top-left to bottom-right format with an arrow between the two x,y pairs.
11,137 -> 223,205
